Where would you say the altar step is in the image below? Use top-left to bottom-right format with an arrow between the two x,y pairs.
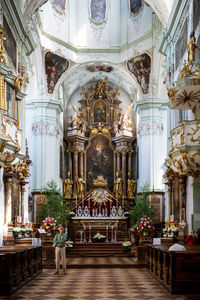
65,257 -> 146,269
67,242 -> 135,257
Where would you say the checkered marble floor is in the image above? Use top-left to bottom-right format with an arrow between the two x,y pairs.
0,268 -> 200,300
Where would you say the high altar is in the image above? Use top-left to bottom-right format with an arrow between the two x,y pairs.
64,79 -> 137,238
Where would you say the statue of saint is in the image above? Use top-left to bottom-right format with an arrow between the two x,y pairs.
114,172 -> 122,198
77,174 -> 85,198
127,172 -> 136,199
187,31 -> 198,63
64,172 -> 73,199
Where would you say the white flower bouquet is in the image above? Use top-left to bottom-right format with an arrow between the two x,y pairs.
92,232 -> 106,243
122,240 -> 132,252
65,240 -> 74,252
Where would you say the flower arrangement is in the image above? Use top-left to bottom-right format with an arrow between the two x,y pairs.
65,240 -> 74,252
25,228 -> 33,235
122,240 -> 132,252
162,223 -> 178,238
92,232 -> 106,243
40,217 -> 58,235
136,216 -> 154,236
13,227 -> 22,237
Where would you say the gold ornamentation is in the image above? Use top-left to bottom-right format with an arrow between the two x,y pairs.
14,160 -> 30,178
90,123 -> 110,137
167,87 -> 178,102
187,123 -> 200,144
1,114 -> 20,150
0,141 -> 6,152
93,175 -> 108,188
14,76 -> 23,92
0,25 -> 6,64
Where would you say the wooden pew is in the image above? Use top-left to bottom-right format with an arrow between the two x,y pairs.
146,244 -> 200,294
0,246 -> 42,296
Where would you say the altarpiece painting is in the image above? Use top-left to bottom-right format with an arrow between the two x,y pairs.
86,135 -> 114,191
3,15 -> 17,69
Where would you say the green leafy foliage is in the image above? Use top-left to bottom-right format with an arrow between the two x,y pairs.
39,181 -> 69,225
129,184 -> 154,225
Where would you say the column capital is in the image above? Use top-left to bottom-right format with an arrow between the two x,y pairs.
73,149 -> 79,155
121,149 -> 127,156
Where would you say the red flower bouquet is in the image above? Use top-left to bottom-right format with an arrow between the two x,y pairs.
40,217 -> 58,235
136,216 -> 154,236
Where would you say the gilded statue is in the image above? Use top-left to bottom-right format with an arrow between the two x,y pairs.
77,174 -> 85,198
114,172 -> 122,198
17,161 -> 30,178
64,171 -> 73,199
127,172 -> 136,198
187,31 -> 198,64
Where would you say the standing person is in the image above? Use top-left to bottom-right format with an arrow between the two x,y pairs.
54,225 -> 67,275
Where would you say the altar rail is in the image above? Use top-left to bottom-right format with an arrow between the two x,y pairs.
0,246 -> 42,296
146,244 -> 200,294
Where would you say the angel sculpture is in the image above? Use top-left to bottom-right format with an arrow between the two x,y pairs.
120,103 -> 133,130
68,105 -> 86,132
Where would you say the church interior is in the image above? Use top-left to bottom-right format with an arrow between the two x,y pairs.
0,0 -> 200,299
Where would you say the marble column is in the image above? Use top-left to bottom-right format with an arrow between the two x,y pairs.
73,149 -> 79,196
167,182 -> 172,218
4,178 -> 12,225
178,176 -> 186,222
21,184 -> 26,223
67,151 -> 72,177
128,151 -> 133,176
121,150 -> 127,197
79,151 -> 84,178
116,151 -> 120,175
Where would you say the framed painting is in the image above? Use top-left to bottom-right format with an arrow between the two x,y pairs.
93,100 -> 107,124
193,0 -> 200,32
86,135 -> 114,191
175,19 -> 187,70
87,65 -> 113,72
127,53 -> 151,94
89,0 -> 107,24
129,0 -> 143,14
3,15 -> 17,69
45,52 -> 69,93
52,0 -> 66,13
